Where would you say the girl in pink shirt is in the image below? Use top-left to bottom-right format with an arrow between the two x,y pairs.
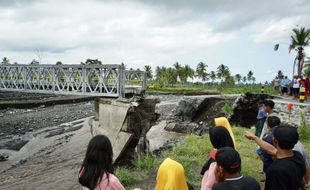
79,135 -> 125,190
200,125 -> 235,190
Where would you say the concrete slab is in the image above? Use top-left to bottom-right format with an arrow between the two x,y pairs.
98,101 -> 131,146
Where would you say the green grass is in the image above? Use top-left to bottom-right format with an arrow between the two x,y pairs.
298,110 -> 310,141
115,167 -> 136,187
117,126 -> 310,189
132,153 -> 157,171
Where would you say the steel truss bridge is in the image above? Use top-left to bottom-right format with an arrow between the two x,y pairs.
0,64 -> 146,97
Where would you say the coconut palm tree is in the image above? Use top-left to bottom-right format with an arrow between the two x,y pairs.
234,74 -> 242,85
242,76 -> 247,84
196,62 -> 208,81
216,64 -> 230,83
247,70 -> 254,83
183,64 -> 195,82
303,57 -> 310,77
289,27 -> 310,76
144,65 -> 153,80
173,62 -> 182,82
166,67 -> 177,86
210,71 -> 216,83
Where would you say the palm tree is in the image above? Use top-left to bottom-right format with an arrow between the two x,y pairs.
183,64 -> 195,82
216,64 -> 230,83
173,62 -> 182,82
234,74 -> 242,85
289,27 -> 310,76
196,62 -> 208,81
166,67 -> 177,86
144,65 -> 153,80
242,76 -> 247,84
1,57 -> 10,65
210,71 -> 216,83
247,70 -> 254,83
303,57 -> 310,77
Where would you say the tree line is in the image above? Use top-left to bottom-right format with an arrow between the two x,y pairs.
144,62 -> 257,87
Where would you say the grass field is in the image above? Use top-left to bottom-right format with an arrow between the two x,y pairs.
116,126 -> 310,190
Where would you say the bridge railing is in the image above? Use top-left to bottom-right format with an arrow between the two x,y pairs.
0,64 -> 146,97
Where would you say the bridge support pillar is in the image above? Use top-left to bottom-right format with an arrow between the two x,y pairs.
90,97 -> 159,162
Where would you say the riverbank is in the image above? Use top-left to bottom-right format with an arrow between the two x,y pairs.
117,126 -> 310,189
0,91 -> 309,190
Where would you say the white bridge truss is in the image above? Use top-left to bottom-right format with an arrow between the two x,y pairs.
0,64 -> 146,97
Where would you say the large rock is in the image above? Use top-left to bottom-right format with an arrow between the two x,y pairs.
91,97 -> 159,163
229,93 -> 272,128
165,96 -> 236,134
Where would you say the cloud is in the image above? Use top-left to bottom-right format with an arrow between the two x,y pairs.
0,0 -> 310,82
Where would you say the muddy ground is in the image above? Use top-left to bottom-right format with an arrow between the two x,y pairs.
0,92 -> 95,151
0,92 -> 184,190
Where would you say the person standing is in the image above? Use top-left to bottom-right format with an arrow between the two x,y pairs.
260,100 -> 276,139
281,76 -> 290,96
273,76 -> 280,95
212,147 -> 260,190
293,76 -> 300,99
79,135 -> 125,190
200,126 -> 235,190
155,158 -> 193,190
255,100 -> 267,137
265,125 -> 305,190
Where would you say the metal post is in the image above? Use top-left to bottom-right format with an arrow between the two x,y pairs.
52,66 -> 55,93
23,65 -> 27,90
82,65 -> 86,94
118,64 -> 125,98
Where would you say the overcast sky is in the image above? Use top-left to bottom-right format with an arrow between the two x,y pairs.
0,0 -> 310,82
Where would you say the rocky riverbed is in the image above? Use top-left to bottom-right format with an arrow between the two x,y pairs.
0,91 -> 309,190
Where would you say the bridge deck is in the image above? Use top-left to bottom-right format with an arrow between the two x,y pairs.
0,64 -> 146,97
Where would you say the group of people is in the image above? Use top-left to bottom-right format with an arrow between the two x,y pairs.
77,101 -> 309,190
274,75 -> 310,99
253,99 -> 310,190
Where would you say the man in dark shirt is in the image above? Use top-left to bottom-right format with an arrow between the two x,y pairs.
264,125 -> 306,190
212,147 -> 260,190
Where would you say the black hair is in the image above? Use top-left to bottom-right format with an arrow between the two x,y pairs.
209,126 -> 235,149
216,147 -> 241,174
263,100 -> 275,109
273,125 -> 299,150
79,135 -> 114,189
267,116 -> 281,128
258,99 -> 264,105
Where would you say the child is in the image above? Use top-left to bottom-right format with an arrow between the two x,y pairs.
256,116 -> 281,175
155,158 -> 193,190
212,147 -> 260,190
200,117 -> 236,190
79,135 -> 125,190
255,100 -> 267,137
260,100 -> 275,139
245,125 -> 308,190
